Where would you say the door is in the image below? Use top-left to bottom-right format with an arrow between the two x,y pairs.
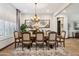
57,20 -> 61,35
57,17 -> 64,35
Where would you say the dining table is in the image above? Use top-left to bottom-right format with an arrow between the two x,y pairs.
30,34 -> 48,43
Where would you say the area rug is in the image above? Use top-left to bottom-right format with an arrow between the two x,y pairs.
11,46 -> 71,56
0,43 -> 71,56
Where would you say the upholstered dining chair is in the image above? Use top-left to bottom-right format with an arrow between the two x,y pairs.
57,31 -> 66,47
29,30 -> 36,37
36,32 -> 44,50
22,32 -> 32,50
18,32 -> 22,43
47,31 -> 57,50
14,31 -> 20,48
29,30 -> 36,42
46,30 -> 51,36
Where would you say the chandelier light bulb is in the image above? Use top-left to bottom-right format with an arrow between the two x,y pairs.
31,3 -> 40,22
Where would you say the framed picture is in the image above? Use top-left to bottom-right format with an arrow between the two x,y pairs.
25,19 -> 50,28
74,22 -> 79,30
25,20 -> 32,28
39,20 -> 50,28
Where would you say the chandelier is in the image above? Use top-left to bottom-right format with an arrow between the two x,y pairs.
32,3 -> 40,22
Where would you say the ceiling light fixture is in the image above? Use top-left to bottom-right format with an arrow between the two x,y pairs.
32,3 -> 40,22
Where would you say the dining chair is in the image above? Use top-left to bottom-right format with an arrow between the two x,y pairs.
46,30 -> 51,36
14,31 -> 20,48
18,32 -> 22,43
47,31 -> 57,50
57,31 -> 66,47
22,32 -> 32,50
36,32 -> 44,50
29,30 -> 36,42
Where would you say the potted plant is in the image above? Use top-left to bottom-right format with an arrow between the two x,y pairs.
20,23 -> 27,32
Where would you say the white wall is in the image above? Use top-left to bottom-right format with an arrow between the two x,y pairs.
59,4 -> 79,37
0,3 -> 16,49
68,14 -> 79,37
62,14 -> 79,38
56,13 -> 79,38
0,3 -> 16,22
20,13 -> 57,32
20,12 -> 69,38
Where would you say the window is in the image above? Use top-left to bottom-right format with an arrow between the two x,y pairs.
0,19 -> 16,40
5,21 -> 10,37
0,19 -> 5,37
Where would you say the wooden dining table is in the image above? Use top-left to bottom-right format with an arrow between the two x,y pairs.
30,34 -> 48,43
31,35 -> 36,42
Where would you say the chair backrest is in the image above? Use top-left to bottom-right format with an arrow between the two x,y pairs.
36,32 -> 44,41
18,32 -> 22,38
48,31 -> 57,41
14,31 -> 19,39
29,30 -> 33,36
39,29 -> 43,32
37,29 -> 40,32
22,32 -> 30,41
46,30 -> 50,36
61,31 -> 66,38
29,30 -> 36,37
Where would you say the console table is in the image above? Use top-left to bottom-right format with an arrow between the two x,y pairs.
75,32 -> 79,38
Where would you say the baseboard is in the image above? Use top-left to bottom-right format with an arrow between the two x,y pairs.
0,42 -> 14,51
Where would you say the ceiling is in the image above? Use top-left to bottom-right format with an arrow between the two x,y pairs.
11,3 -> 67,14
61,3 -> 79,14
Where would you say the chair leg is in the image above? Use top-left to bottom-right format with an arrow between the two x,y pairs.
30,44 -> 31,51
43,43 -> 44,50
31,43 -> 32,47
60,42 -> 62,47
56,42 -> 58,47
36,43 -> 37,50
42,43 -> 44,50
22,43 -> 24,51
55,43 -> 56,50
47,44 -> 49,50
63,42 -> 65,47
57,42 -> 58,47
18,42 -> 19,47
15,42 -> 16,48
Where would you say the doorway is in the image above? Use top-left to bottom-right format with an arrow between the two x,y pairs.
57,18 -> 61,35
57,17 -> 64,35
